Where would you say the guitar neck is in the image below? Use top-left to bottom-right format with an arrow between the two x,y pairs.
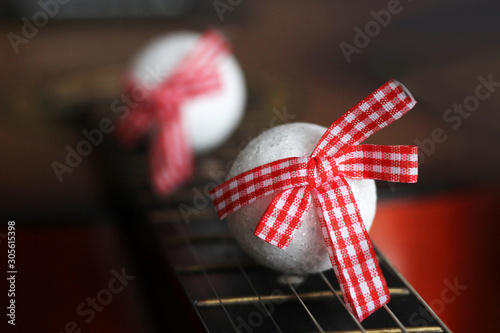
103,131 -> 451,333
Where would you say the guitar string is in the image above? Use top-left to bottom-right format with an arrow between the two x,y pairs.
173,217 -> 240,332
178,211 -> 284,332
318,271 -> 368,333
383,304 -> 409,333
233,257 -> 285,333
286,275 -> 326,333
377,252 -> 452,333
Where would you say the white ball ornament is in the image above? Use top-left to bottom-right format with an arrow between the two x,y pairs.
227,123 -> 377,275
130,31 -> 246,153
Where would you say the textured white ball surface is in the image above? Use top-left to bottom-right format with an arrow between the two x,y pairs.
130,31 -> 246,153
228,123 -> 377,275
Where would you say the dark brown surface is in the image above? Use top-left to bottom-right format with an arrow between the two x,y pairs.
1,1 -> 500,332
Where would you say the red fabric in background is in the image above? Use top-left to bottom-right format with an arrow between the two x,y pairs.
371,185 -> 500,333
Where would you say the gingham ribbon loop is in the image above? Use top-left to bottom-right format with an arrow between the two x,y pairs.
116,29 -> 229,194
210,80 -> 418,321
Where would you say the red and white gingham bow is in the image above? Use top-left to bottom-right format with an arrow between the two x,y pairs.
116,30 -> 229,194
210,80 -> 418,321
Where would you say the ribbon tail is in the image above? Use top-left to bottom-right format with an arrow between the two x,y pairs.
149,109 -> 193,194
313,177 -> 390,321
254,187 -> 311,249
336,144 -> 418,183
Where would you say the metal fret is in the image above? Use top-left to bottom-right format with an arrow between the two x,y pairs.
173,219 -> 239,332
319,272 -> 367,333
176,261 -> 261,274
234,259 -> 284,333
163,233 -> 234,246
195,288 -> 412,307
383,305 -> 409,333
150,209 -> 216,224
287,276 -> 326,333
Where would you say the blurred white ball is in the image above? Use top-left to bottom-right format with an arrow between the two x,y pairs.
130,31 -> 246,153
227,123 -> 377,275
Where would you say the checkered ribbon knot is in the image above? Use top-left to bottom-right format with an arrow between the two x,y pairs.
210,80 -> 418,321
116,29 -> 229,194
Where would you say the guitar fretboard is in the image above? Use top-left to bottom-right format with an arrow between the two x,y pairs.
113,143 -> 451,333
